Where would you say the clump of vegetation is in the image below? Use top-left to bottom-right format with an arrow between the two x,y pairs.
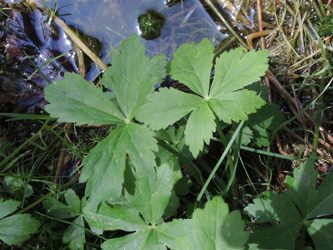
1,0 -> 333,249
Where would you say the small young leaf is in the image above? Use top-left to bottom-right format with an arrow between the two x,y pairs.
102,33 -> 166,120
63,216 -> 85,250
44,72 -> 125,125
246,103 -> 286,147
43,189 -> 81,219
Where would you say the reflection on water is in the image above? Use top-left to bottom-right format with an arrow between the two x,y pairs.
48,0 -> 226,61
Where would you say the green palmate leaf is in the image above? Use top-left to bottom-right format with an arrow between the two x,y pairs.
247,103 -> 286,147
209,48 -> 270,97
175,196 -> 249,250
43,189 -> 87,250
138,39 -> 269,157
84,162 -> 190,250
43,189 -> 81,219
0,198 -> 20,219
245,159 -> 333,250
0,214 -> 41,246
102,33 -> 166,120
137,87 -> 202,130
185,101 -> 216,157
0,199 -> 41,246
168,38 -> 214,98
63,216 -> 85,250
44,72 -> 125,125
80,123 -> 157,209
45,34 -> 166,211
245,192 -> 303,249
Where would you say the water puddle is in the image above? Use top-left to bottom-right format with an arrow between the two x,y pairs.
1,0 -> 226,112
51,0 -> 226,59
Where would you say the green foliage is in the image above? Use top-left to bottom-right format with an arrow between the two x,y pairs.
42,33 -> 329,250
43,189 -> 88,250
84,162 -> 190,250
44,33 -> 166,210
3,175 -> 33,198
245,158 -> 333,249
0,198 -> 41,246
137,39 -> 270,157
174,196 -> 249,250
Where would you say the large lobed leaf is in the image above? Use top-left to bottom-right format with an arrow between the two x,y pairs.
245,158 -> 333,250
44,72 -> 125,125
244,192 -> 303,249
138,39 -> 269,157
102,33 -> 166,120
80,123 -> 157,210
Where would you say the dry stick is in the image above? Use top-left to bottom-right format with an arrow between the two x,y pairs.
29,0 -> 107,71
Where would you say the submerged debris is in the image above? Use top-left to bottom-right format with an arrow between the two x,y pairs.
138,9 -> 166,40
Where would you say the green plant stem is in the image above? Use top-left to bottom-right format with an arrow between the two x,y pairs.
312,0 -> 324,18
36,212 -> 108,241
214,37 -> 236,59
157,140 -> 204,185
15,175 -> 79,214
317,0 -> 327,16
197,121 -> 244,203
214,118 -> 238,203
202,0 -> 249,50
311,75 -> 327,157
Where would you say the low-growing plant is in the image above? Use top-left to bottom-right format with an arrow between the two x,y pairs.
2,33 -> 329,249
